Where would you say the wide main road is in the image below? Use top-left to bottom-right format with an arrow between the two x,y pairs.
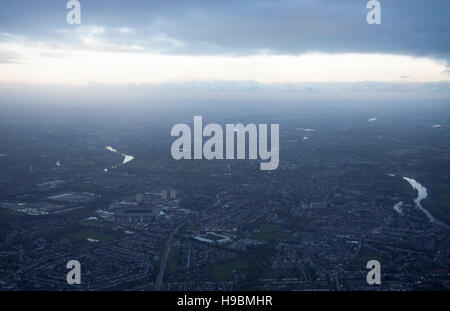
155,223 -> 183,290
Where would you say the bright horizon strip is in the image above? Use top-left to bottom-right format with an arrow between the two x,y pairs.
0,42 -> 449,85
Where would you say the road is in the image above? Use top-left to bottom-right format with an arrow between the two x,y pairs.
155,224 -> 183,290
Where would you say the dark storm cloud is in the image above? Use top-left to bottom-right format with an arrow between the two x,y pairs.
0,0 -> 449,61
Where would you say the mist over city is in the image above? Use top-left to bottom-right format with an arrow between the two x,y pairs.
0,0 -> 449,296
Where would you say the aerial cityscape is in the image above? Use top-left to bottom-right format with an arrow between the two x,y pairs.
0,0 -> 449,293
0,100 -> 449,290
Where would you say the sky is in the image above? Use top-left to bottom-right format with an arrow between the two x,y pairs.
0,0 -> 449,101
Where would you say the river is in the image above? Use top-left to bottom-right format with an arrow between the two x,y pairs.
105,146 -> 135,168
402,177 -> 445,226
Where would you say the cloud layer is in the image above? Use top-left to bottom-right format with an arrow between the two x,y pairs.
0,0 -> 449,99
0,0 -> 449,59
